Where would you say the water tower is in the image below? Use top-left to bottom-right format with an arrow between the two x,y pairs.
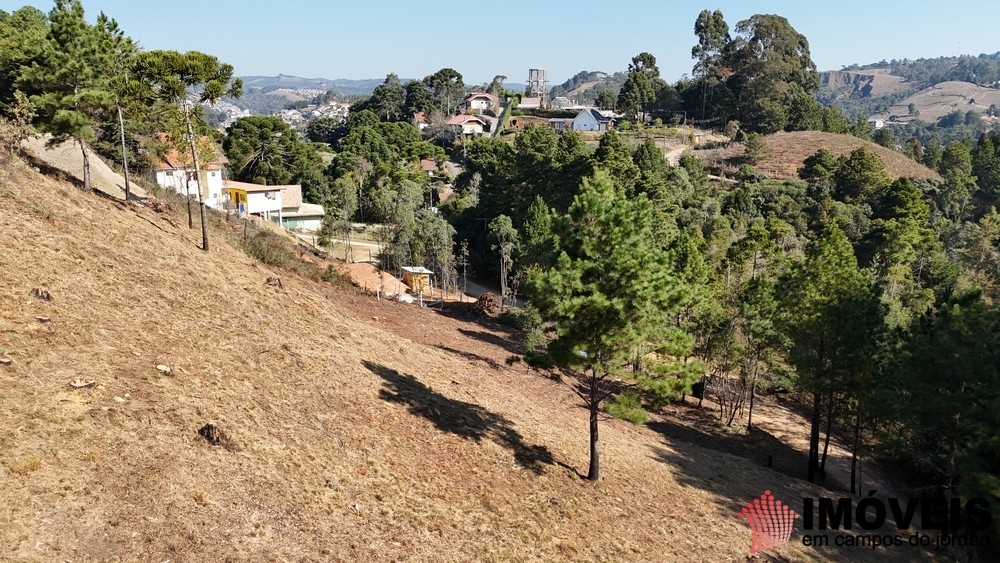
526,68 -> 549,108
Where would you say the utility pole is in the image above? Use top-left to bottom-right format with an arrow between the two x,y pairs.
183,99 -> 209,252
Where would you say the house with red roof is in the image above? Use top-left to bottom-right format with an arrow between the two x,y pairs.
150,135 -> 229,210
446,114 -> 488,135
463,92 -> 498,115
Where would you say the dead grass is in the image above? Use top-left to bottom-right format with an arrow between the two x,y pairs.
7,457 -> 42,475
875,80 -> 1000,124
0,157 -> 946,561
691,130 -> 942,182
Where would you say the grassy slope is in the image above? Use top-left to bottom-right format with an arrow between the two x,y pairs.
691,131 -> 942,182
0,160 -> 939,562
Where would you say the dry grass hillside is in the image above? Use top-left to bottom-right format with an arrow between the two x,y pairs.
819,69 -> 912,99
873,80 -> 1000,124
0,159 -> 944,562
691,131 -> 942,182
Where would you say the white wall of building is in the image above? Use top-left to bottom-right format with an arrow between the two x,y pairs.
573,110 -> 607,132
154,168 -> 227,210
247,190 -> 283,216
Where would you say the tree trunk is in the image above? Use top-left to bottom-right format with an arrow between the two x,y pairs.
587,370 -> 600,482
819,389 -> 835,477
807,387 -> 821,483
185,173 -> 194,229
183,101 -> 209,252
344,212 -> 353,262
116,104 -> 131,201
850,400 -> 862,495
746,372 -> 757,432
79,139 -> 92,192
945,380 -> 967,492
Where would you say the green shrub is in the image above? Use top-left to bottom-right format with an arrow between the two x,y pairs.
603,390 -> 647,424
496,306 -> 539,330
243,230 -> 295,268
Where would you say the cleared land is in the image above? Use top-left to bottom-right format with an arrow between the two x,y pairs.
690,131 -> 942,182
820,69 -> 912,99
0,160 -> 943,561
873,80 -> 1000,124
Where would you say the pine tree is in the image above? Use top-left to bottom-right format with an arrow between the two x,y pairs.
778,225 -> 882,482
523,170 -> 693,480
18,0 -> 113,192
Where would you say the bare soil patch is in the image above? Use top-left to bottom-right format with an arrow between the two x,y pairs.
875,80 -> 1000,124
21,134 -> 147,201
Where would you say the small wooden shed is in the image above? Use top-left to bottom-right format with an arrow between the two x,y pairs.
401,266 -> 433,294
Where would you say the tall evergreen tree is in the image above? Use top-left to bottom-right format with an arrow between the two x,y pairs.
724,14 -> 819,133
691,9 -> 731,120
523,170 -> 693,480
778,225 -> 881,482
18,0 -> 112,192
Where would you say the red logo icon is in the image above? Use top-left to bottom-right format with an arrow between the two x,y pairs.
738,490 -> 800,553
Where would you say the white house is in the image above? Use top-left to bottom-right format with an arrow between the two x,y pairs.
223,180 -> 283,220
277,203 -> 325,232
273,184 -> 325,232
151,137 -> 228,210
573,108 -> 613,132
413,112 -> 430,130
463,92 -> 498,114
447,114 -> 488,135
420,159 -> 437,176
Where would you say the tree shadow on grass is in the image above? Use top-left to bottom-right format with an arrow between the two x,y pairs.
434,345 -> 503,370
364,360 -> 572,476
457,328 -> 523,355
646,405 -> 816,487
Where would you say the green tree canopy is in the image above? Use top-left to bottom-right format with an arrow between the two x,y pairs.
18,0 -> 112,191
523,170 -> 695,480
222,115 -> 326,200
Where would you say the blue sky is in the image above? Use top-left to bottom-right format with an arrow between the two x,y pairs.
10,1 -> 1000,85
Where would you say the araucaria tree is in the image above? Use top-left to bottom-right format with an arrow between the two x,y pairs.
133,49 -> 242,250
523,170 -> 693,481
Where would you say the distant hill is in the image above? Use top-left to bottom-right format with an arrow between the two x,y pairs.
550,70 -> 626,105
239,75 -> 386,95
226,75 -> 387,115
819,53 -> 1000,122
819,69 -> 912,100
871,80 -> 1000,124
690,131 -> 941,182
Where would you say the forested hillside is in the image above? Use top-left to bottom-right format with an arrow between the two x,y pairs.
2,2 -> 999,560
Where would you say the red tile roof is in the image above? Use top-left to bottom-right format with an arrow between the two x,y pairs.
447,114 -> 487,126
150,134 -> 227,171
465,92 -> 498,102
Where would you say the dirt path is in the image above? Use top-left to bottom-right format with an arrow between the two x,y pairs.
749,400 -> 901,498
664,144 -> 688,166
